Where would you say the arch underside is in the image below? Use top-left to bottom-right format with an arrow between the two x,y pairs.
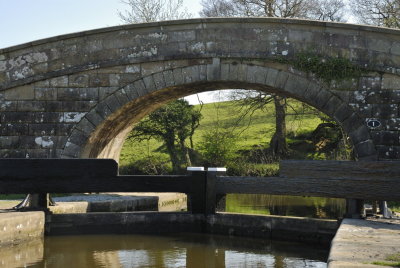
65,61 -> 376,161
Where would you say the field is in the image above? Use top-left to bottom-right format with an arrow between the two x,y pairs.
119,98 -> 326,174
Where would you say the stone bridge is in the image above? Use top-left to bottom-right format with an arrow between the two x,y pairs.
0,18 -> 399,161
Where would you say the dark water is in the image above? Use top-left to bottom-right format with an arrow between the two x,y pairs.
226,194 -> 346,219
5,233 -> 328,268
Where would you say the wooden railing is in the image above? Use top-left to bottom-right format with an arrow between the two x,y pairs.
0,159 -> 399,214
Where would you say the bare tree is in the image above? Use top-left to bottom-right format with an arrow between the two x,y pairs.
200,0 -> 346,158
351,0 -> 400,28
118,0 -> 192,23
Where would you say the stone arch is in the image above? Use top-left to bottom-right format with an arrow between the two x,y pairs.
63,61 -> 376,161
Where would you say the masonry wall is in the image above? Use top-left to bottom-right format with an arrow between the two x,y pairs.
0,18 -> 399,160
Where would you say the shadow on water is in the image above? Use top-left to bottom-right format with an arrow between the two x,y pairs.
226,194 -> 346,219
4,233 -> 328,268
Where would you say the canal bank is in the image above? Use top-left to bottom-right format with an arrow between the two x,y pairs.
328,218 -> 400,267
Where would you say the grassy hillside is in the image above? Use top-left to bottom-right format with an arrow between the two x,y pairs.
119,98 -> 326,174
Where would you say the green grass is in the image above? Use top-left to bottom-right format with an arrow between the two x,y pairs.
119,99 -> 324,172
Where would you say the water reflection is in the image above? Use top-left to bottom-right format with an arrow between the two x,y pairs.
226,194 -> 346,219
15,233 -> 327,268
0,238 -> 43,268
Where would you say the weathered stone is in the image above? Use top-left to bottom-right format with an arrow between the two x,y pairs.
354,139 -> 377,158
348,124 -> 371,145
152,72 -> 166,89
32,112 -> 63,123
265,68 -> 279,88
89,74 -> 111,87
4,85 -> 34,100
104,94 -> 121,113
0,123 -> 28,136
376,145 -> 400,159
50,76 -> 69,87
28,124 -> 57,136
1,112 -> 32,123
85,111 -> 104,127
34,88 -> 57,100
372,104 -> 398,118
114,89 -> 130,107
0,136 -> 20,148
17,101 -> 46,112
99,87 -> 118,100
371,131 -> 400,146
95,102 -> 112,120
69,74 -> 89,87
382,73 -> 400,90
75,118 -> 95,136
284,74 -> 310,97
62,101 -> 96,112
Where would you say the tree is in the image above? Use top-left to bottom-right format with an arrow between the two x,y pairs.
201,0 -> 346,159
129,99 -> 202,173
118,0 -> 191,24
351,0 -> 400,28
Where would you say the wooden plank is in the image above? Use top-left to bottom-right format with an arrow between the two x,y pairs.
216,176 -> 400,200
0,175 -> 194,194
188,171 -> 206,214
0,159 -> 118,179
280,160 -> 400,180
205,171 -> 217,215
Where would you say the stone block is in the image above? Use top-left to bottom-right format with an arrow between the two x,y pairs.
45,101 -> 63,112
167,31 -> 196,42
371,130 -> 400,146
1,112 -> 32,123
313,89 -> 332,111
20,136 -> 56,149
95,102 -> 113,120
99,87 -> 118,100
32,112 -> 63,123
0,100 -> 17,111
50,76 -> 69,87
384,118 -> 400,131
367,38 -> 391,53
365,90 -> 400,104
382,74 -> 400,90
143,75 -> 156,92
34,88 -> 57,100
163,70 -> 175,87
69,74 -> 89,87
28,124 -> 57,136
341,113 -> 362,134
358,76 -> 381,91
284,74 -> 310,97
348,124 -> 371,145
75,118 -> 95,136
0,149 -> 26,158
376,145 -> 400,160
354,139 -> 377,159
172,68 -> 184,85
56,124 -> 74,136
220,64 -> 230,81
152,72 -> 166,89
85,111 -> 104,127
372,104 -> 398,118
89,74 -> 111,87
265,68 -> 279,88
104,94 -> 121,113
67,130 -> 89,147
333,103 -> 354,122
207,58 -> 221,81
25,149 -> 51,158
17,101 -> 46,112
114,89 -> 131,107
4,85 -> 34,100
58,88 -> 98,101
351,103 -> 372,118
322,96 -> 343,118
0,136 -> 20,148
0,123 -> 28,136
182,65 -> 199,83
62,142 -> 82,158
62,101 -> 96,112
228,62 -> 239,81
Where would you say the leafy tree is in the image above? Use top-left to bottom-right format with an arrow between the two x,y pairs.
118,0 -> 191,23
129,99 -> 202,173
351,0 -> 400,28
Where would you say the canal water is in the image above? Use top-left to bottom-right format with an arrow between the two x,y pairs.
3,233 -> 328,268
226,194 -> 346,219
